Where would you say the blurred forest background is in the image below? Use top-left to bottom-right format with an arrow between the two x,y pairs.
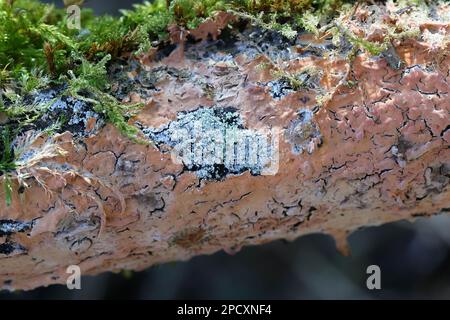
1,0 -> 450,299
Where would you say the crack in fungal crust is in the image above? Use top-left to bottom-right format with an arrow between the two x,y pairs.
141,107 -> 278,180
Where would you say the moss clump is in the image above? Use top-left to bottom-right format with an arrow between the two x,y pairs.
64,54 -> 145,143
0,0 -> 150,149
0,0 -> 356,79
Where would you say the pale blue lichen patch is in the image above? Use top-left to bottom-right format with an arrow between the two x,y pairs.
3,84 -> 104,139
47,96 -> 100,128
265,79 -> 295,99
28,88 -> 103,136
285,108 -> 322,154
141,106 -> 277,180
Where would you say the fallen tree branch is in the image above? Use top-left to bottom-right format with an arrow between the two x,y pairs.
0,1 -> 449,290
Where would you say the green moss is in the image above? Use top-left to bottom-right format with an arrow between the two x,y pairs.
0,0 -> 236,148
64,54 -> 145,142
171,0 -> 228,29
121,0 -> 229,40
396,0 -> 426,5
0,127 -> 16,207
0,0 -> 432,86
0,0 -> 355,80
91,91 -> 145,144
0,0 -> 152,150
121,1 -> 173,41
333,23 -> 387,56
297,10 -> 321,36
0,127 -> 15,172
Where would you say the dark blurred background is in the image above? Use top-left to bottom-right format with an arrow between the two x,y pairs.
1,0 -> 449,300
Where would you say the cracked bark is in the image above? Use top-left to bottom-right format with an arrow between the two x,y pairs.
0,4 -> 449,290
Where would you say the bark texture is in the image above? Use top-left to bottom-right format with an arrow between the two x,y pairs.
1,3 -> 449,290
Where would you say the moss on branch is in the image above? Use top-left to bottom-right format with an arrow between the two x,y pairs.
0,0 -> 441,205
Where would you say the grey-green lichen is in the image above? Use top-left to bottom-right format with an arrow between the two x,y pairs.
141,106 -> 278,180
